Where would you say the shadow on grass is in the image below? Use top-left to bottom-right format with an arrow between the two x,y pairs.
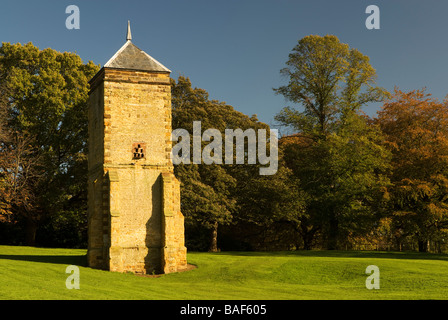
2,248 -> 448,267
0,254 -> 87,266
211,250 -> 448,262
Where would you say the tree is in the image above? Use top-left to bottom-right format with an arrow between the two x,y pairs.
235,149 -> 310,249
0,58 -> 43,242
0,128 -> 42,223
376,88 -> 448,252
274,35 -> 390,249
274,35 -> 387,138
171,76 -> 270,251
279,114 -> 391,249
0,42 -> 99,245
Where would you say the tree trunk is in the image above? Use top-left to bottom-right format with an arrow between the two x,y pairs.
209,222 -> 219,252
300,223 -> 316,250
418,239 -> 429,252
25,217 -> 38,246
302,237 -> 312,250
327,218 -> 339,250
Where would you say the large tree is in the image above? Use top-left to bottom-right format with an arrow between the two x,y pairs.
376,89 -> 448,252
171,76 -> 270,251
274,35 -> 390,249
274,34 -> 387,138
0,42 -> 99,245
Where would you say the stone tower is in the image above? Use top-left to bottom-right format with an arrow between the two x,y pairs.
87,22 -> 187,274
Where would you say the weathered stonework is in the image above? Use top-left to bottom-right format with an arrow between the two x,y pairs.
87,40 -> 187,274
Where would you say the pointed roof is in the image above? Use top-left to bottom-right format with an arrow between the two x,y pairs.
104,21 -> 171,73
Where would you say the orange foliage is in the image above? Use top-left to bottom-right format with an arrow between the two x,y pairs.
377,88 -> 448,181
376,88 -> 448,250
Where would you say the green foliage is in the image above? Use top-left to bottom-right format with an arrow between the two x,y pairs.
0,42 -> 99,245
1,37 -> 445,254
274,35 -> 391,249
171,76 -> 270,251
274,34 -> 388,136
279,115 -> 391,249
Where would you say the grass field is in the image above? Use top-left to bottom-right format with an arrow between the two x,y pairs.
1,245 -> 448,300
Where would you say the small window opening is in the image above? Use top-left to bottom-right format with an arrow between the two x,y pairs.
132,142 -> 146,159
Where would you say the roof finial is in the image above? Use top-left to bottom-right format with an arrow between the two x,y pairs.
126,20 -> 132,41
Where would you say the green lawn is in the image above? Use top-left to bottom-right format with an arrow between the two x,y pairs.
0,245 -> 448,299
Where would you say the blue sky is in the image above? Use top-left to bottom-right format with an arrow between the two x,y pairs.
2,0 -> 448,128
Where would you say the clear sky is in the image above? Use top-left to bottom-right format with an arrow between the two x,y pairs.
2,0 -> 448,128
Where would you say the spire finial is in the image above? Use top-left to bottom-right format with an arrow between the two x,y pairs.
126,20 -> 132,41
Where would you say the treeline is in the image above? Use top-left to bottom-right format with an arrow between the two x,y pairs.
1,36 -> 448,253
0,42 -> 98,247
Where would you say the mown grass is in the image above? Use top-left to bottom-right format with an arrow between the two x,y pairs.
0,245 -> 448,299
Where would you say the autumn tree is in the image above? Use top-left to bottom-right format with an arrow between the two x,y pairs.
376,89 -> 448,252
0,128 -> 42,224
274,35 -> 390,249
0,60 -> 42,240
